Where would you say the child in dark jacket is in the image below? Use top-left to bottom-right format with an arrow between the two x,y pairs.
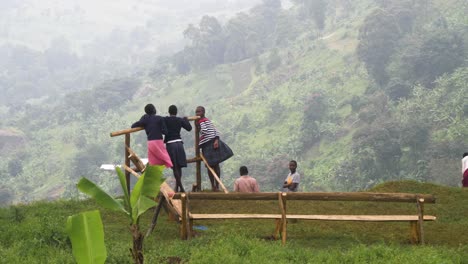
164,105 -> 192,192
132,104 -> 172,167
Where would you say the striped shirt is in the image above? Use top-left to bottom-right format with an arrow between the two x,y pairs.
198,117 -> 220,146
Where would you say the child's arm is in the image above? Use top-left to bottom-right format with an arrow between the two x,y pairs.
131,115 -> 147,128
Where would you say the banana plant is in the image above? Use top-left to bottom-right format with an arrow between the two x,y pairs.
68,165 -> 165,264
67,210 -> 107,264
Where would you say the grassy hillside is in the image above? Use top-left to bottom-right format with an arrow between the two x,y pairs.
1,0 -> 467,204
1,181 -> 467,263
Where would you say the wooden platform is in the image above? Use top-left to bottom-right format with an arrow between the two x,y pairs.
159,182 -> 183,218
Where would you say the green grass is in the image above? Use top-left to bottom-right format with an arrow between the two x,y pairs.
1,181 -> 467,263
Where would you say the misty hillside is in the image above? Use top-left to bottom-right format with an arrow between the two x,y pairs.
1,0 -> 467,204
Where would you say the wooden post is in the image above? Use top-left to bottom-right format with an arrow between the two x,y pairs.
278,192 -> 287,245
416,197 -> 425,245
274,219 -> 281,240
410,221 -> 419,244
125,134 -> 131,194
181,193 -> 187,240
195,120 -> 201,191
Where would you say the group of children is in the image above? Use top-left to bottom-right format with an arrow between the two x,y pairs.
132,103 -> 300,193
132,104 -> 233,192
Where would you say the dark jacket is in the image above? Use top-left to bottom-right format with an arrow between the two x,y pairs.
131,114 -> 167,140
164,116 -> 192,143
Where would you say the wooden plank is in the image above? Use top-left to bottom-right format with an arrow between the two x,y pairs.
285,215 -> 437,221
200,153 -> 229,193
189,214 -> 436,221
122,164 -> 140,178
126,146 -> 146,172
160,182 -> 183,217
186,157 -> 202,163
190,214 -> 282,219
172,192 -> 435,203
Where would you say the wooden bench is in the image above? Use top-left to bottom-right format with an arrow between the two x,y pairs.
171,192 -> 436,244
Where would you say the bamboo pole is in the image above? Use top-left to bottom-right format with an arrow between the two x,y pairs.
199,153 -> 228,193
172,192 -> 435,202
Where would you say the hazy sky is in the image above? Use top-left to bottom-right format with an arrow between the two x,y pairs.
1,0 -> 262,51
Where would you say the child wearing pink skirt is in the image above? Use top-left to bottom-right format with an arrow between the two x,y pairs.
132,104 -> 172,168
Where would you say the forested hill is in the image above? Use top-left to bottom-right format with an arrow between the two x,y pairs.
1,0 -> 467,204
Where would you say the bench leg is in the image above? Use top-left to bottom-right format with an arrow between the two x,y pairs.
274,219 -> 281,240
189,219 -> 194,238
410,221 -> 420,244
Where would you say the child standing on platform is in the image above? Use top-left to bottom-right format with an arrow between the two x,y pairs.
131,104 -> 172,168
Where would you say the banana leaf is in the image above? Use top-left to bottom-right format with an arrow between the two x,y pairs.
66,210 -> 107,264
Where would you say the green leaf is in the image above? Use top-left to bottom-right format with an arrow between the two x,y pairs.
66,210 -> 107,264
115,167 -> 131,212
141,165 -> 165,197
132,196 -> 158,223
77,177 -> 129,216
130,165 -> 165,223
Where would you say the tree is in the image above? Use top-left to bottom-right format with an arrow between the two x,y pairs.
266,48 -> 282,72
182,16 -> 226,70
301,93 -> 327,147
357,9 -> 403,85
388,27 -> 465,89
291,0 -> 327,30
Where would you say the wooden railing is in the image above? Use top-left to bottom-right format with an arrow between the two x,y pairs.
171,192 -> 436,244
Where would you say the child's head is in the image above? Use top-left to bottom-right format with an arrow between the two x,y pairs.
289,160 -> 297,172
169,105 -> 178,115
145,104 -> 156,115
464,152 -> 468,158
240,166 -> 248,176
195,106 -> 205,118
